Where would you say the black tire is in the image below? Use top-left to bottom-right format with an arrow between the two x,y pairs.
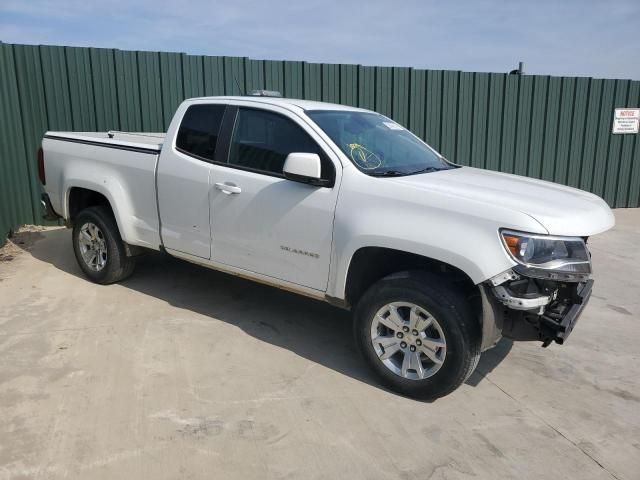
354,271 -> 481,400
72,206 -> 136,284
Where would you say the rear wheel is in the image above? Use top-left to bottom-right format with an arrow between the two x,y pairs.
72,206 -> 135,284
354,272 -> 480,400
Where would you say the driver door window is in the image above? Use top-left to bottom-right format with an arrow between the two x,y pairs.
228,108 -> 334,181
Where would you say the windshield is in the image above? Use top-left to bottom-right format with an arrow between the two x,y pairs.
306,110 -> 455,176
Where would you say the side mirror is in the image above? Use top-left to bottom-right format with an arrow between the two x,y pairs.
283,152 -> 324,185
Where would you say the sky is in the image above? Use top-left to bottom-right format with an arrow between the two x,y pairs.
1,0 -> 639,80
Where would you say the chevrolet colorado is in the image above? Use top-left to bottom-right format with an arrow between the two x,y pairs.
39,94 -> 614,399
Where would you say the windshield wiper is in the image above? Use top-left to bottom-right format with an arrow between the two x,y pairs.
407,166 -> 447,175
368,170 -> 408,177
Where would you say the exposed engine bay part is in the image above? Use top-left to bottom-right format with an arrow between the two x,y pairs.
491,272 -> 557,312
493,285 -> 551,311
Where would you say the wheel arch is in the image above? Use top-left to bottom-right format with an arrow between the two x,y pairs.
64,182 -> 129,243
67,187 -> 113,221
343,246 -> 480,308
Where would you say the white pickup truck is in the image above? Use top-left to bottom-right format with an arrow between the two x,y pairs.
40,93 -> 615,399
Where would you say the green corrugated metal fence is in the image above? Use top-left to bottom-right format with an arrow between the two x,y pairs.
1,43 -> 639,245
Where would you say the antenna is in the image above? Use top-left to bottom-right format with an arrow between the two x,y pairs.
233,75 -> 245,96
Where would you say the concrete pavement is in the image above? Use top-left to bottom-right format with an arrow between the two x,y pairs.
0,210 -> 639,479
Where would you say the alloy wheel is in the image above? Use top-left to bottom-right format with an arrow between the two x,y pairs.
370,302 -> 447,380
78,222 -> 107,272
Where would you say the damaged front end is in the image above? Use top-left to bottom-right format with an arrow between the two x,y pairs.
479,230 -> 594,349
487,270 -> 593,347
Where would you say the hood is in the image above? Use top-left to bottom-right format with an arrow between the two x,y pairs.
390,166 -> 615,237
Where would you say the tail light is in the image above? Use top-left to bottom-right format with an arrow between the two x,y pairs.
37,148 -> 45,185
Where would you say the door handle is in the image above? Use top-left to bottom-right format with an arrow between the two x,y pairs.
215,182 -> 242,195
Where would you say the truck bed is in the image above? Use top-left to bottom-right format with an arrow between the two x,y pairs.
45,131 -> 165,153
42,130 -> 165,250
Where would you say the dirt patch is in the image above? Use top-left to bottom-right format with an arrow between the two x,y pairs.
0,225 -> 47,263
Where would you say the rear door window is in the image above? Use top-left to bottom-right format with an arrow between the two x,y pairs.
176,104 -> 226,161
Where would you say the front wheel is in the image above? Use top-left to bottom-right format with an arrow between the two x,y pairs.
354,272 -> 480,400
72,206 -> 136,284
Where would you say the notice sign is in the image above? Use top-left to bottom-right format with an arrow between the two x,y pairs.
612,108 -> 640,134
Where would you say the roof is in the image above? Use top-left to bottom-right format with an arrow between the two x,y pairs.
186,96 -> 370,113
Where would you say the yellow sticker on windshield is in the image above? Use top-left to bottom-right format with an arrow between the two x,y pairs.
346,143 -> 382,170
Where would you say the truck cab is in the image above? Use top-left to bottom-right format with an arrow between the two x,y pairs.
156,98 -> 342,294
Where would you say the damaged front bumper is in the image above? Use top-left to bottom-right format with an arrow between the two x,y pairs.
479,268 -> 594,349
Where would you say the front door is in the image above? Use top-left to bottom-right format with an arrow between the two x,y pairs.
210,106 -> 339,291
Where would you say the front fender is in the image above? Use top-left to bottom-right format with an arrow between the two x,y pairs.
326,172 -> 547,300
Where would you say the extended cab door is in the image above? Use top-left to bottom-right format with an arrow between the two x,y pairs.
156,102 -> 226,258
210,105 -> 341,291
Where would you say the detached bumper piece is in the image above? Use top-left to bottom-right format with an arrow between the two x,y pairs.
539,280 -> 593,346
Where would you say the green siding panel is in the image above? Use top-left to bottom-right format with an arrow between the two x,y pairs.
425,70 -> 443,149
527,76 -> 549,179
90,48 -> 119,131
340,64 -> 358,107
203,56 -> 225,96
440,71 -> 459,160
357,66 -> 375,110
284,61 -> 304,99
485,73 -> 505,172
137,51 -> 163,132
455,72 -> 474,166
408,69 -> 426,139
322,64 -> 339,103
541,77 -> 562,182
1,43 -> 639,245
224,56 -> 245,96
592,80 -> 617,198
303,63 -> 322,101
566,77 -> 589,188
244,59 -> 264,93
264,60 -> 284,93
66,47 -> 97,130
621,83 -> 640,207
579,79 -> 603,192
115,50 -> 142,131
159,52 -> 184,129
603,80 -> 630,206
0,44 -> 33,241
499,75 -> 518,173
513,76 -> 533,176
40,46 -> 73,130
12,45 -> 48,226
392,67 -> 410,128
554,77 -> 576,185
375,67 -> 393,118
470,73 -> 489,168
182,55 -> 204,100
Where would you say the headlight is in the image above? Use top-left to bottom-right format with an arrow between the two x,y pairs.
500,230 -> 591,280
